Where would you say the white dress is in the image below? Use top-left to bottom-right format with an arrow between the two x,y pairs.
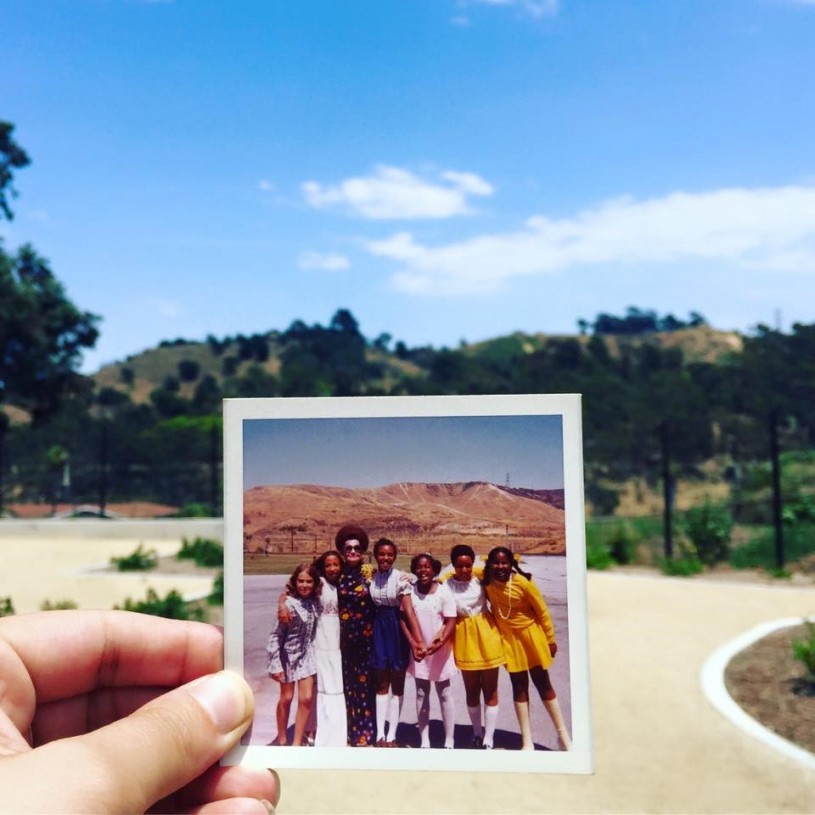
314,577 -> 347,747
407,583 -> 458,683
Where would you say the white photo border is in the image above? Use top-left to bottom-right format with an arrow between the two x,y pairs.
223,394 -> 593,773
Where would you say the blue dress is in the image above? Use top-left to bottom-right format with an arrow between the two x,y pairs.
369,567 -> 411,671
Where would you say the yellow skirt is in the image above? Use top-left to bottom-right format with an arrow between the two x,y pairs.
453,612 -> 505,671
500,621 -> 553,673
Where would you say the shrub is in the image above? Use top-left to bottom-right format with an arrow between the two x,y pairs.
116,588 -> 205,621
658,538 -> 704,576
660,553 -> 704,577
608,527 -> 636,565
730,522 -> 815,570
177,536 -> 224,567
792,620 -> 815,684
111,544 -> 158,571
586,538 -> 613,570
0,597 -> 15,617
176,502 -> 211,518
40,599 -> 78,610
683,501 -> 733,566
209,570 -> 224,605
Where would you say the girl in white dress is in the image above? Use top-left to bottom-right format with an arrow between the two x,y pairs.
311,550 -> 347,747
402,553 -> 457,749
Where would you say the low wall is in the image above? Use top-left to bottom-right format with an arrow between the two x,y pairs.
0,518 -> 224,541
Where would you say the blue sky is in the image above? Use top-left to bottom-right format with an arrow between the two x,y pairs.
2,0 -> 814,372
242,415 -> 564,490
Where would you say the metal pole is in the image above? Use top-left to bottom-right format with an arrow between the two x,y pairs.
209,421 -> 219,517
661,421 -> 673,559
769,409 -> 785,570
99,420 -> 108,518
0,416 -> 6,518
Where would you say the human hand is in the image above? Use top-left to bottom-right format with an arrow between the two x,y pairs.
270,672 -> 285,684
0,610 -> 280,814
550,641 -> 558,657
277,593 -> 291,625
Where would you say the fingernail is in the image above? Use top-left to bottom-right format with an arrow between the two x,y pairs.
259,800 -> 276,815
188,671 -> 251,734
268,769 -> 281,807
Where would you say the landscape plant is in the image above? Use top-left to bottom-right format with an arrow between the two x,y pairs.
791,620 -> 815,686
0,597 -> 15,617
730,522 -> 815,571
177,536 -> 224,567
683,500 -> 733,566
585,537 -> 613,570
209,570 -> 224,605
110,543 -> 158,571
40,599 -> 78,610
116,588 -> 205,621
659,540 -> 704,577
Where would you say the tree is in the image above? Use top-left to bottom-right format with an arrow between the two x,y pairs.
0,125 -> 99,419
0,244 -> 99,418
0,121 -> 31,221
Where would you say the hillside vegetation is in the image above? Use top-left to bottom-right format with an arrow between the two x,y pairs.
3,308 -> 813,527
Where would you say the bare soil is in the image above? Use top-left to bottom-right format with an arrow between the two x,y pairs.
725,622 -> 815,754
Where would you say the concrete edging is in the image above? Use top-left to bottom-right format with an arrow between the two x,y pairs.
700,616 -> 815,769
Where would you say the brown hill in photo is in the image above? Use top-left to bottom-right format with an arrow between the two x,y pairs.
243,481 -> 565,557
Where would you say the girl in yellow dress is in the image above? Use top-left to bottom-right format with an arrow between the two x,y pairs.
446,544 -> 505,749
482,546 -> 571,751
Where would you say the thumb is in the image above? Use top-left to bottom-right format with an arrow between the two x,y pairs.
23,671 -> 253,814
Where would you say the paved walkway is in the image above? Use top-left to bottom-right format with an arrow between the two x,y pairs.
285,571 -> 815,814
1,523 -> 814,813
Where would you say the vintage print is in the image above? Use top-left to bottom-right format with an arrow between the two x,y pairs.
223,394 -> 591,773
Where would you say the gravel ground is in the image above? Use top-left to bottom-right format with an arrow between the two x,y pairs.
725,622 -> 815,753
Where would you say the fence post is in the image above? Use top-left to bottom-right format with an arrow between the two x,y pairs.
769,408 -> 785,570
660,421 -> 673,560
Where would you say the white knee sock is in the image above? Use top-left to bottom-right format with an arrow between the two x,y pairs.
386,693 -> 403,742
437,681 -> 455,749
484,703 -> 498,748
544,697 -> 572,751
467,704 -> 483,739
416,681 -> 430,748
376,693 -> 389,742
514,700 -> 534,750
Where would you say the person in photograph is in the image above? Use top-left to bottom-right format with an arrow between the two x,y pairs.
446,544 -> 505,749
267,562 -> 320,746
369,537 -> 423,747
482,546 -> 572,751
402,553 -> 458,749
310,549 -> 348,747
334,523 -> 377,747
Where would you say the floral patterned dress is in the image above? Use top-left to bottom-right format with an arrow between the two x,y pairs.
337,565 -> 376,746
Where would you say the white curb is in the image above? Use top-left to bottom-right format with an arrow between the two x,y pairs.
701,617 -> 815,769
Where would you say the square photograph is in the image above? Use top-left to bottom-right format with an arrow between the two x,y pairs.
223,394 -> 592,773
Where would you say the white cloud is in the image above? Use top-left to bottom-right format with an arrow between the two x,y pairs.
364,185 -> 815,295
463,0 -> 560,18
302,165 -> 494,220
147,298 -> 184,318
258,179 -> 275,192
297,250 -> 351,272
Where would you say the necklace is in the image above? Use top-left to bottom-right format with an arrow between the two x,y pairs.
496,573 -> 514,620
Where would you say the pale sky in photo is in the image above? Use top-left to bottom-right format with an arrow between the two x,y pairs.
2,0 -> 814,372
242,414 -> 564,490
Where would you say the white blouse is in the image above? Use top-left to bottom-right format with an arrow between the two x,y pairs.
446,577 -> 488,618
369,567 -> 411,608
